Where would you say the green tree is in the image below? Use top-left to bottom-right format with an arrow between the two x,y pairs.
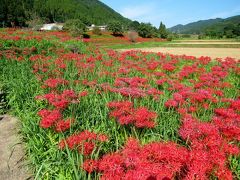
159,22 -> 168,38
63,19 -> 86,37
129,20 -> 140,31
233,23 -> 240,36
0,0 -> 28,27
107,21 -> 123,36
137,23 -> 155,38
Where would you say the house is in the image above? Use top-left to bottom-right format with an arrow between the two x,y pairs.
40,23 -> 64,31
87,24 -> 107,31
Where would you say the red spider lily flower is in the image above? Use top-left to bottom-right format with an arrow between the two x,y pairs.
38,109 -> 62,128
79,90 -> 88,97
97,134 -> 109,142
79,141 -> 95,155
156,78 -> 167,86
162,63 -> 176,72
59,130 -> 108,155
134,107 -> 157,128
108,101 -> 157,128
40,90 -> 78,109
179,116 -> 239,179
55,119 -> 74,132
230,98 -> 240,111
165,99 -> 178,108
111,87 -> 147,98
82,159 -> 99,173
44,78 -> 69,89
83,138 -> 188,179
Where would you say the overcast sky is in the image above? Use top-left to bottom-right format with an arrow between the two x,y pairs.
100,0 -> 240,28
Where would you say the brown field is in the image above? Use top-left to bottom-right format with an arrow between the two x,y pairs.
120,47 -> 240,59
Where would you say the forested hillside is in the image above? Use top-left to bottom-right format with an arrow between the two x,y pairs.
169,18 -> 222,34
205,15 -> 240,38
0,0 -> 131,27
169,15 -> 240,37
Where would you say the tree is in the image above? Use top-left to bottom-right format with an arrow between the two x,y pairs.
63,19 -> 86,37
107,21 -> 123,36
137,23 -> 155,38
232,23 -> 240,36
159,22 -> 168,39
129,20 -> 140,31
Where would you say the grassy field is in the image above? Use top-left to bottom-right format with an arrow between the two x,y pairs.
0,29 -> 240,179
105,40 -> 240,49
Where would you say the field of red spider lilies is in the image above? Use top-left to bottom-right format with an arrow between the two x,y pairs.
85,31 -> 165,46
0,28 -> 240,179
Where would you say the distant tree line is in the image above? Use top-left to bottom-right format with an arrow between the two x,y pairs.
127,21 -> 169,39
0,0 -> 171,40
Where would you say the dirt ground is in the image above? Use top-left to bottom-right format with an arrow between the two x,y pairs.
0,115 -> 32,180
120,47 -> 240,59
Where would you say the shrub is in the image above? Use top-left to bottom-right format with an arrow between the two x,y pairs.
108,21 -> 123,36
198,34 -> 206,39
235,36 -> 240,42
181,34 -> 191,38
128,21 -> 140,31
83,34 -> 90,39
127,31 -> 138,42
167,34 -> 174,41
137,23 -> 154,38
92,27 -> 102,35
63,19 -> 86,37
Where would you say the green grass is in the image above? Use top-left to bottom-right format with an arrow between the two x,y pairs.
106,41 -> 240,49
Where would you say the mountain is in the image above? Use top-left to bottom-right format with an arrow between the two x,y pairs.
0,0 -> 131,27
168,15 -> 240,35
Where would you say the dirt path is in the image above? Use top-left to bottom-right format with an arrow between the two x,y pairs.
119,47 -> 240,59
0,115 -> 32,180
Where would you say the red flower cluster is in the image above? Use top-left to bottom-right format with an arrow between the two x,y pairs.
111,87 -> 147,98
38,89 -> 78,109
38,109 -> 74,132
214,98 -> 240,141
38,109 -> 62,128
114,77 -> 148,88
43,78 -> 69,89
55,119 -> 74,132
59,130 -> 108,155
83,138 -> 188,179
179,116 -> 239,179
108,101 -> 157,128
